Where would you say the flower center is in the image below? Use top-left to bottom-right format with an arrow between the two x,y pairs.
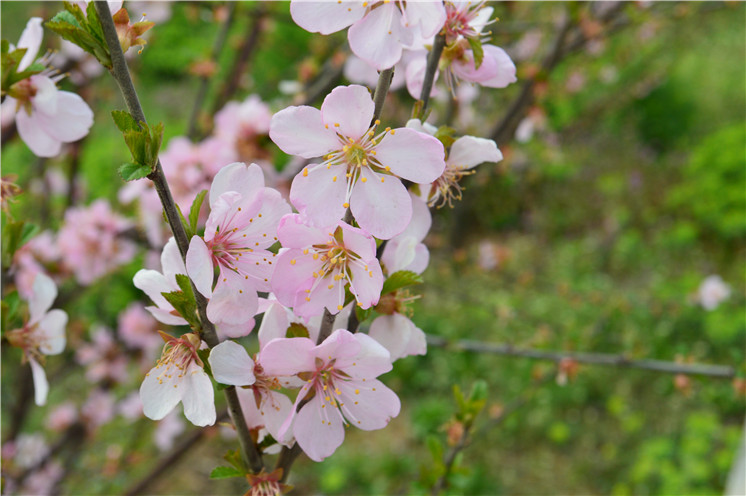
429,163 -> 475,208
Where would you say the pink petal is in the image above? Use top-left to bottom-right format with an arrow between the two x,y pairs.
289,162 -> 348,228
350,167 -> 411,240
269,106 -> 340,158
339,222 -> 377,261
16,108 -> 61,158
277,213 -> 334,249
479,45 -> 518,88
348,258 -> 383,309
186,236 -> 214,298
209,162 -> 265,208
258,301 -> 291,349
17,17 -> 44,71
293,394 -> 346,461
293,274 -> 342,318
161,237 -> 187,283
140,363 -> 185,421
374,127 -> 445,184
404,2 -> 446,38
337,378 -> 400,430
133,269 -> 174,310
290,0 -> 366,35
336,332 -> 392,378
181,362 -> 216,426
259,337 -> 316,376
29,357 -> 49,406
368,313 -> 411,360
208,341 -> 256,386
320,85 -> 374,140
404,323 -> 427,357
145,306 -> 187,326
348,3 -> 407,71
448,135 -> 502,169
259,391 -> 295,447
314,329 -> 361,362
271,249 -> 319,308
207,270 -> 258,326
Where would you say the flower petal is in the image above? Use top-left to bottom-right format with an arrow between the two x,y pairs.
269,106 -> 340,158
29,272 -> 57,324
16,107 -> 61,157
348,258 -> 383,309
181,362 -> 216,426
348,3 -> 407,71
375,127 -> 445,184
17,17 -> 44,72
209,162 -> 265,208
209,341 -> 256,386
350,168 -> 411,240
337,378 -> 400,430
368,313 -> 411,360
448,135 -> 502,170
320,85 -> 374,140
36,309 -> 67,355
140,363 -> 185,421
29,357 -> 49,406
34,91 -> 93,143
186,236 -> 214,298
277,213 -> 334,249
294,394 -> 346,461
259,337 -> 316,377
337,332 -> 392,378
290,0 -> 366,35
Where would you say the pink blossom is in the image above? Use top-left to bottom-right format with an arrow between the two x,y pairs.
272,214 -> 384,318
291,1 -> 444,70
118,392 -> 144,421
13,231 -> 60,300
75,326 -> 129,384
45,402 -> 78,432
260,329 -> 400,461
140,332 -> 215,427
208,340 -> 295,447
81,389 -> 116,429
7,273 -> 67,406
154,410 -> 186,451
57,199 -> 136,285
117,302 -> 161,353
214,95 -> 272,146
270,85 -> 445,239
186,163 -> 290,333
133,237 -> 190,326
20,460 -> 64,496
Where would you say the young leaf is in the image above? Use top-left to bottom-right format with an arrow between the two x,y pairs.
118,162 -> 151,182
209,466 -> 244,480
381,270 -> 423,295
111,110 -> 139,133
467,37 -> 484,70
188,190 -> 207,235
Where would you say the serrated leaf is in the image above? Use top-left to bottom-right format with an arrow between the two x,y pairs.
118,162 -> 151,182
209,466 -> 244,480
223,449 -> 247,472
149,121 -> 164,166
162,288 -> 199,328
174,274 -> 194,297
63,1 -> 88,26
85,1 -> 105,40
111,110 -> 139,133
174,203 -> 192,238
381,270 -> 423,295
467,37 -> 484,70
50,9 -> 82,29
122,129 -> 148,165
188,190 -> 207,234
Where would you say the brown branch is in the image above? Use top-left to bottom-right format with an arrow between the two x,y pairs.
211,6 -> 266,115
425,335 -> 736,379
94,0 -> 264,474
187,2 -> 238,140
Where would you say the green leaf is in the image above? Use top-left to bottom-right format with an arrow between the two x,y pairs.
188,190 -> 207,235
209,466 -> 244,480
50,9 -> 82,29
355,305 -> 373,324
468,380 -> 488,404
161,286 -> 199,328
381,270 -> 423,295
435,125 -> 456,149
467,37 -> 484,70
223,449 -> 247,472
174,203 -> 192,238
426,434 -> 444,462
118,162 -> 152,182
175,274 -> 195,297
85,1 -> 106,41
122,129 -> 148,165
149,121 -> 164,166
111,110 -> 139,133
63,1 -> 88,26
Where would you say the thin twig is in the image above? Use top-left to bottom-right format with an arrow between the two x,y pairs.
94,0 -> 263,474
426,335 -> 736,378
123,410 -> 229,496
372,67 -> 395,124
418,33 -> 446,118
187,2 -> 238,140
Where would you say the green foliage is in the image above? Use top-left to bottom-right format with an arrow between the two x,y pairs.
1,42 -> 45,93
161,273 -> 199,329
1,217 -> 38,269
188,190 -> 208,236
467,37 -> 484,70
209,466 -> 245,480
111,110 -> 164,181
666,124 -> 746,241
46,2 -> 111,69
381,270 -> 423,295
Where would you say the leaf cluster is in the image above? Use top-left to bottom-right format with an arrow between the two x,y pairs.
0,41 -> 46,94
161,274 -> 199,329
111,110 -> 164,182
45,2 -> 111,69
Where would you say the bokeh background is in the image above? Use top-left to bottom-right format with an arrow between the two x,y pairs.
1,2 -> 744,494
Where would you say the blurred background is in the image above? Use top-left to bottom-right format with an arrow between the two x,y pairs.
1,2 -> 744,494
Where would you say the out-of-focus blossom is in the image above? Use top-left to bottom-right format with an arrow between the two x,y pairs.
75,326 -> 129,384
118,392 -> 144,421
7,273 -> 67,406
13,433 -> 49,469
697,275 -> 731,311
57,199 -> 136,285
140,333 -> 215,427
20,460 -> 64,496
214,95 -> 273,156
154,410 -> 186,451
270,85 -> 445,239
117,302 -> 161,355
81,389 -> 116,429
260,329 -> 400,461
45,402 -> 78,432
13,231 -> 60,300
